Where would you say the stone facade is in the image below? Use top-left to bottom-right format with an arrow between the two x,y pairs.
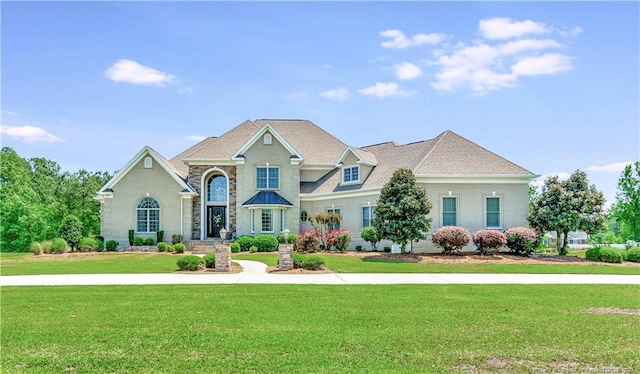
278,244 -> 294,271
214,244 -> 231,272
188,165 -> 237,240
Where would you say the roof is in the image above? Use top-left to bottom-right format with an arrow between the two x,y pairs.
242,191 -> 293,207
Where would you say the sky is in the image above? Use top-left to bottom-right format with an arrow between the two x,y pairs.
2,2 -> 638,209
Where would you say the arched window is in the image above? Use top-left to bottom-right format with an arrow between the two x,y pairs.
137,197 -> 160,232
207,175 -> 227,202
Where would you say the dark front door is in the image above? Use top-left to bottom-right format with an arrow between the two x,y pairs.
207,206 -> 226,238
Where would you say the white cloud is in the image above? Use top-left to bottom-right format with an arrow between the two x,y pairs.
104,59 -> 177,86
2,110 -> 20,116
319,87 -> 349,100
1,125 -> 64,143
380,29 -> 446,49
358,82 -> 412,98
185,135 -> 206,142
511,53 -> 573,76
394,62 -> 423,80
587,162 -> 633,173
323,64 -> 333,69
178,87 -> 194,95
559,26 -> 583,38
479,17 -> 550,40
531,172 -> 571,188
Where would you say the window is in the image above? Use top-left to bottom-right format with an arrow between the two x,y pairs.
362,206 -> 376,227
256,166 -> 279,189
263,133 -> 272,145
137,197 -> 159,232
343,166 -> 359,183
207,175 -> 227,202
327,208 -> 341,230
261,209 -> 273,232
280,210 -> 285,231
250,210 -> 255,233
300,210 -> 308,222
486,197 -> 501,228
144,157 -> 153,169
442,197 -> 457,226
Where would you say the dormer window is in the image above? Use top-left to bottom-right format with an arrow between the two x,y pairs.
263,133 -> 272,145
343,165 -> 359,184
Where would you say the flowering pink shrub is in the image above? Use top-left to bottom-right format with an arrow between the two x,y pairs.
504,227 -> 539,256
293,230 -> 321,253
324,228 -> 352,252
473,230 -> 507,255
432,226 -> 471,254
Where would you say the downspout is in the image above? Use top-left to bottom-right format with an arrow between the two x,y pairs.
180,196 -> 184,239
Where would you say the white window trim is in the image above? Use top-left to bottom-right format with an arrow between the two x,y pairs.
263,133 -> 272,145
441,195 -> 458,227
256,165 -> 280,190
250,210 -> 255,234
143,157 -> 153,169
484,195 -> 502,229
362,205 -> 376,228
341,165 -> 360,185
136,197 -> 160,233
261,209 -> 274,233
326,207 -> 342,230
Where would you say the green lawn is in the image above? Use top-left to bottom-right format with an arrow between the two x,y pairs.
232,252 -> 640,275
2,284 -> 639,373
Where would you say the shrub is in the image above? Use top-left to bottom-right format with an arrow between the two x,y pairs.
473,230 -> 507,256
134,237 -> 144,246
60,215 -> 84,251
383,246 -> 391,253
626,248 -> 640,262
176,256 -> 204,271
171,234 -> 182,245
326,229 -> 352,252
144,238 -> 155,246
51,238 -> 69,254
203,252 -> 216,268
167,245 -> 175,253
292,253 -> 325,270
355,245 -> 363,251
79,237 -> 102,252
234,235 -> 255,251
249,246 -> 258,253
173,243 -> 186,254
157,242 -> 169,252
598,248 -> 625,263
360,226 -> 380,251
432,226 -> 471,255
41,240 -> 53,254
277,232 -> 299,244
585,246 -> 601,262
156,230 -> 164,244
254,235 -> 278,252
230,242 -> 241,253
293,230 -> 321,253
30,241 -> 43,255
128,230 -> 135,246
505,227 -> 539,256
105,240 -> 118,252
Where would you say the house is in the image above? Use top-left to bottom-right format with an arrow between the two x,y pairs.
95,119 -> 538,252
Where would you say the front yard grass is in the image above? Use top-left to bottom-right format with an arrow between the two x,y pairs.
2,284 -> 639,373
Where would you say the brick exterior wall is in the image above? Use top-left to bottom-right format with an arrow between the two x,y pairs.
188,165 -> 237,240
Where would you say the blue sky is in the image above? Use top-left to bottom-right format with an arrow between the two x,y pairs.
2,2 -> 638,208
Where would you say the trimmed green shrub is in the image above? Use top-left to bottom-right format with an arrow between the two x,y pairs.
144,238 -> 155,246
355,245 -> 363,251
292,253 -> 325,270
505,227 -> 539,256
173,243 -> 186,254
432,226 -> 471,255
473,230 -> 507,256
157,242 -> 169,252
254,234 -> 278,252
176,256 -> 204,271
171,234 -> 182,245
60,214 -> 83,251
105,240 -> 118,252
249,246 -> 258,253
128,230 -> 135,245
234,235 -> 255,251
41,240 -> 53,254
230,242 -> 240,253
30,241 -> 43,255
360,226 -> 380,251
79,237 -> 102,252
277,232 -> 299,244
51,238 -> 69,254
383,246 -> 391,253
585,246 -> 601,262
203,252 -> 216,268
167,245 -> 175,253
626,248 -> 640,262
598,248 -> 624,263
134,237 -> 144,246
156,230 -> 164,244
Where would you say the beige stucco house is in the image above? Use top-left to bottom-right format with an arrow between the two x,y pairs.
96,119 -> 537,252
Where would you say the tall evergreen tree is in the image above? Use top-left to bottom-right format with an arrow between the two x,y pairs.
611,161 -> 640,242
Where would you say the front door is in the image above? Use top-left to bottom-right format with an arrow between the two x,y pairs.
207,206 -> 226,238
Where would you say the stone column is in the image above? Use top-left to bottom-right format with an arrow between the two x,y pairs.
215,244 -> 231,272
278,244 -> 294,271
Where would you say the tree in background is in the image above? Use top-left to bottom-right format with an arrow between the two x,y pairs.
374,168 -> 432,252
611,161 -> 640,242
529,170 -> 606,255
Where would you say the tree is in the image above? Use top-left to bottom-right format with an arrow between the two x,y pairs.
374,168 -> 432,252
611,161 -> 640,242
529,170 -> 606,255
60,215 -> 84,252
360,226 -> 380,251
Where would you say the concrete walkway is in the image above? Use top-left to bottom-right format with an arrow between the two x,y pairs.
2,260 -> 639,286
